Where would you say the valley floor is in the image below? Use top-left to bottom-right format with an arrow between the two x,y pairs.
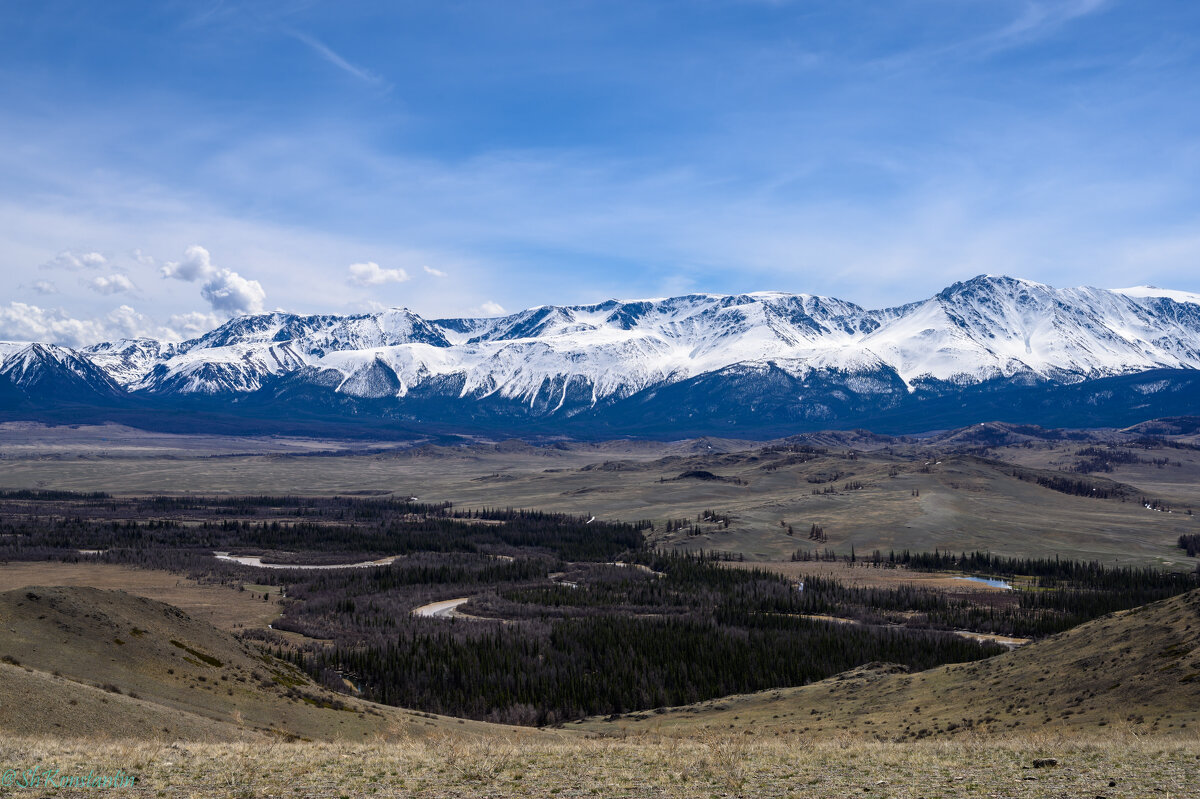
2,732 -> 1197,798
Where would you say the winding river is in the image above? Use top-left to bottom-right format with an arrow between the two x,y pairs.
212,552 -> 401,570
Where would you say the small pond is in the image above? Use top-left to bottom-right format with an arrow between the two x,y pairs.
954,575 -> 1012,590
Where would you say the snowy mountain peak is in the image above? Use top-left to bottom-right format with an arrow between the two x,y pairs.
0,341 -> 122,398
183,308 -> 450,354
83,338 -> 179,387
5,277 -> 1199,419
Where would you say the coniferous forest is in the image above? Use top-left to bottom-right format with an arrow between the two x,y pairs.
1,491 -> 1196,726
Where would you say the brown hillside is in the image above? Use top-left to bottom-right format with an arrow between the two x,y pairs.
582,588 -> 1200,738
0,586 -> 509,741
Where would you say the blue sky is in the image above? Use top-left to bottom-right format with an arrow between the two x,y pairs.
2,0 -> 1199,344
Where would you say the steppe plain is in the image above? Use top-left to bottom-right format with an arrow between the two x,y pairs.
1,420 -> 1198,797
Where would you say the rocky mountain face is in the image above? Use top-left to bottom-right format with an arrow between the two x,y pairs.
3,276 -> 1199,437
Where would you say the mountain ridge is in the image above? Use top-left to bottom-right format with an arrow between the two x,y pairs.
3,275 -> 1199,437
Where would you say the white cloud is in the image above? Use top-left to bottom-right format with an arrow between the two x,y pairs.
41,250 -> 106,271
201,270 -> 266,315
31,280 -> 58,295
104,304 -> 163,340
479,301 -> 506,316
87,273 -> 137,295
161,245 -> 216,282
423,265 -> 447,278
0,302 -> 173,347
349,261 -> 410,286
161,245 -> 266,317
0,302 -> 107,346
168,311 -> 222,339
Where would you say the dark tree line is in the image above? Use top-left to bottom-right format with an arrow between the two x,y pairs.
0,489 -> 112,501
296,611 -> 1003,726
266,551 -> 1003,724
1071,446 -> 1147,473
888,549 -> 1196,586
0,490 -> 452,519
1011,469 -> 1120,498
0,498 -> 647,563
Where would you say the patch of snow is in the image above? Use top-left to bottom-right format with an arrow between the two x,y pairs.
1112,286 -> 1200,305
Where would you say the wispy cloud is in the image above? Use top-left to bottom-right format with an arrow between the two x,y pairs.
980,0 -> 1110,53
867,0 -> 1112,72
286,29 -> 389,90
1,0 -> 1197,333
348,261 -> 410,286
41,251 -> 107,271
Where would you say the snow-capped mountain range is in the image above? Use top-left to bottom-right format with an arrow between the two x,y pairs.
3,276 -> 1200,437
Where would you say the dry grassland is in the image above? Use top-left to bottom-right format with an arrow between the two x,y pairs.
3,445 -> 1194,568
988,441 -> 1200,507
1,731 -> 1197,798
0,587 -> 510,743
0,562 -> 281,632
723,559 -> 1018,591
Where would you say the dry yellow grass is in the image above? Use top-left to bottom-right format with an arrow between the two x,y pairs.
0,562 -> 282,632
1,731 -> 1197,798
0,586 -> 508,743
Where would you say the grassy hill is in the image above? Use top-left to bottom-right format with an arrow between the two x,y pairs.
0,586 -> 509,742
2,589 -> 1199,796
579,587 -> 1200,739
